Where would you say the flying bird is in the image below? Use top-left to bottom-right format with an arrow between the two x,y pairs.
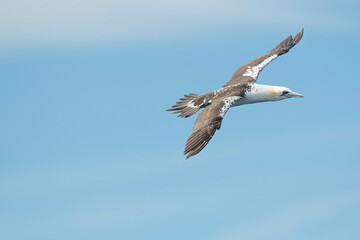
167,29 -> 304,159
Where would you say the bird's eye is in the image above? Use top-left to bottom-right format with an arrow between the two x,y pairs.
282,91 -> 289,96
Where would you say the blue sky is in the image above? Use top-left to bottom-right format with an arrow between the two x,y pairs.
1,0 -> 360,239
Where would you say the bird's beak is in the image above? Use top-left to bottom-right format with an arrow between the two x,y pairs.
289,92 -> 304,98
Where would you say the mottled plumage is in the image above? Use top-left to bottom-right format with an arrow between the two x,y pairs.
167,29 -> 304,159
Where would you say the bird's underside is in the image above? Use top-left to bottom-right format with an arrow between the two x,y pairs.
167,29 -> 304,159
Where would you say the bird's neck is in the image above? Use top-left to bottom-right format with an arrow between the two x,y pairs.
242,84 -> 280,104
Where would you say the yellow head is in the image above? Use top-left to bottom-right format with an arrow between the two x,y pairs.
267,86 -> 304,101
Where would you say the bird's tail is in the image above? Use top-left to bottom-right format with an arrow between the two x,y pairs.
166,93 -> 202,118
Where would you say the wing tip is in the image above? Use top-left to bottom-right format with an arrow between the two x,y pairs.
294,28 -> 304,43
271,28 -> 305,54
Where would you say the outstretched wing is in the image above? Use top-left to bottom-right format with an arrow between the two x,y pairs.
184,96 -> 241,159
223,29 -> 304,87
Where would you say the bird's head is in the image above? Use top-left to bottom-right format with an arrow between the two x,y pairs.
268,86 -> 304,101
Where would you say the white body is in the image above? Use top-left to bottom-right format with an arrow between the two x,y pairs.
232,83 -> 280,107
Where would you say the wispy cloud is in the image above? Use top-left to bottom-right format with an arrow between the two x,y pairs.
0,0 -> 355,48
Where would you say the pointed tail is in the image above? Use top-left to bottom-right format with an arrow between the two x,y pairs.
166,93 -> 202,118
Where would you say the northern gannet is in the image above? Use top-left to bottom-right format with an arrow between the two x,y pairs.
167,29 -> 304,159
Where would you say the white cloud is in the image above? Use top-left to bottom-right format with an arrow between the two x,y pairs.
0,0 -> 354,48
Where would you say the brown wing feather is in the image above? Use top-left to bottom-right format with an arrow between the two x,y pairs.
184,97 -> 239,159
223,29 -> 304,87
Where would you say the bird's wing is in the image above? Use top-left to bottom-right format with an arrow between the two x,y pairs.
223,29 -> 304,87
184,96 -> 241,159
